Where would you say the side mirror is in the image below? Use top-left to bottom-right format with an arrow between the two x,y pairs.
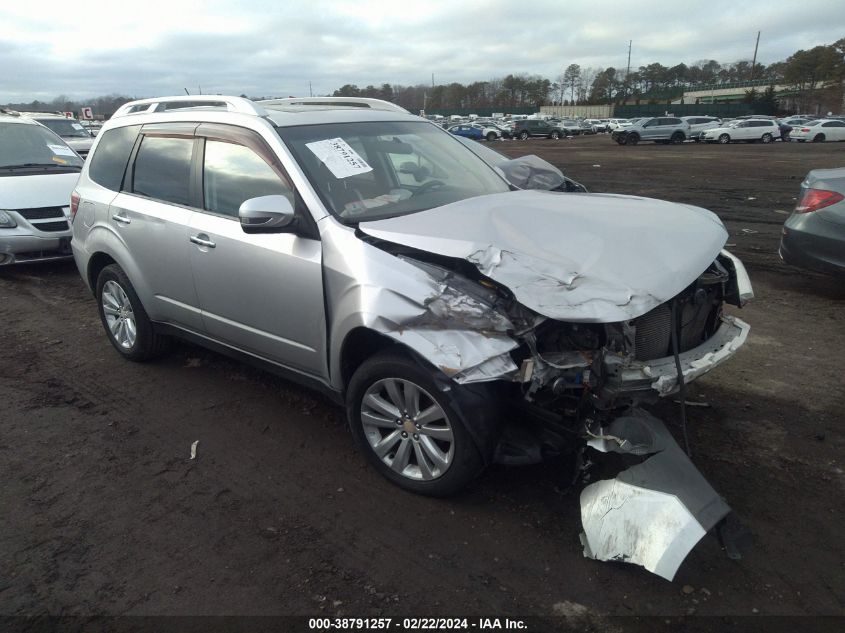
239,195 -> 297,234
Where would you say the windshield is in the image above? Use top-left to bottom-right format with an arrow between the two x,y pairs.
276,120 -> 510,222
0,122 -> 84,169
37,118 -> 92,138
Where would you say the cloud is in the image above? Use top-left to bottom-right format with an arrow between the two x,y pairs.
1,0 -> 843,102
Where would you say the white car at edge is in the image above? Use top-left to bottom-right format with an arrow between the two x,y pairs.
701,118 -> 779,144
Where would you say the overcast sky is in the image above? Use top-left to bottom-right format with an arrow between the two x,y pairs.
2,0 -> 843,103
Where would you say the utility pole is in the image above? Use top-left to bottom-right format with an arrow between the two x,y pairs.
750,31 -> 761,81
431,73 -> 435,88
624,40 -> 632,103
309,81 -> 313,97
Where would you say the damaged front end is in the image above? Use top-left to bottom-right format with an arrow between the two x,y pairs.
329,190 -> 753,579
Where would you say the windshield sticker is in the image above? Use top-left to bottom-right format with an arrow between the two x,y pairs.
306,137 -> 372,179
71,123 -> 85,131
48,144 -> 76,157
51,156 -> 68,165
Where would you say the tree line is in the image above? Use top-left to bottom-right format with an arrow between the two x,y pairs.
4,39 -> 842,115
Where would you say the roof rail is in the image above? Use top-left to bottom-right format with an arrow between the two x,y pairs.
259,97 -> 409,114
112,95 -> 267,118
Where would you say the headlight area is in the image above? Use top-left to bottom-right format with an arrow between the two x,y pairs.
487,256 -> 751,580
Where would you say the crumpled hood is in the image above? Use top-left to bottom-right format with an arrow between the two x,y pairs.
0,172 -> 79,209
359,190 -> 728,322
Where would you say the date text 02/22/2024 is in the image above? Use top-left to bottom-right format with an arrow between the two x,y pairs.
308,617 -> 528,630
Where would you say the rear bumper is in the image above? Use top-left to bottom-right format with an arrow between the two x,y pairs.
0,233 -> 73,265
780,215 -> 845,275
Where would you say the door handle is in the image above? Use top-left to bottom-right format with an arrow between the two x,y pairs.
190,234 -> 216,248
113,212 -> 131,225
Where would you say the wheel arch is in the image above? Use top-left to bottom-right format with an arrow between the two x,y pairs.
87,251 -> 117,296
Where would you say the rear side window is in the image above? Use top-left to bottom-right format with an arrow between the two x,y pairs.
132,136 -> 194,206
203,140 -> 293,217
88,125 -> 140,191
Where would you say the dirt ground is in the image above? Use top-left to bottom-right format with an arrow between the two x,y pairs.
2,136 -> 843,628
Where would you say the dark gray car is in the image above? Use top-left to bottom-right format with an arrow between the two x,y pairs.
780,168 -> 845,275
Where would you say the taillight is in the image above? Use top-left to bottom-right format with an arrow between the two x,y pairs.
70,190 -> 80,222
801,127 -> 810,132
795,188 -> 844,214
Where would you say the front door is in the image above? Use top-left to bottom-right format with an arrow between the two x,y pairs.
188,127 -> 326,376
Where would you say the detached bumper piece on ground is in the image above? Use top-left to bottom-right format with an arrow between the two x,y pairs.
580,409 -> 730,581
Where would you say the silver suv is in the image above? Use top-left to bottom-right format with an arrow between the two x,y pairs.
612,116 -> 690,145
71,96 -> 753,576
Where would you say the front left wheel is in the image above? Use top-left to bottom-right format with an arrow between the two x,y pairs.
96,264 -> 169,361
347,351 -> 487,496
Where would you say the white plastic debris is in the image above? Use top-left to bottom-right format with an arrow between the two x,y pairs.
190,440 -> 199,460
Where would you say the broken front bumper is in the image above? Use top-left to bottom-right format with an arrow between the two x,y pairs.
580,409 -> 731,580
602,314 -> 750,400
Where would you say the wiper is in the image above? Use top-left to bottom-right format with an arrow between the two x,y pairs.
1,163 -> 81,169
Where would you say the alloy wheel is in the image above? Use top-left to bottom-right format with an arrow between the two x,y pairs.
101,280 -> 137,349
360,378 -> 454,481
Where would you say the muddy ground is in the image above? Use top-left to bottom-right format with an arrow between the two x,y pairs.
1,137 -> 843,629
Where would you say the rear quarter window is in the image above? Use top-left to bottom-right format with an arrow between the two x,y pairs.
88,125 -> 141,191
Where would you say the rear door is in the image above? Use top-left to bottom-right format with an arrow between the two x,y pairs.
109,123 -> 203,329
188,123 -> 326,375
822,120 -> 845,141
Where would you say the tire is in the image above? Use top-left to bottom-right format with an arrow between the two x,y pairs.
486,132 -> 497,142
718,134 -> 730,144
96,264 -> 170,361
346,350 -> 487,496
550,130 -> 560,140
761,133 -> 773,143
671,132 -> 685,144
519,131 -> 529,140
616,136 -> 627,145
813,134 -> 825,143
627,133 -> 639,145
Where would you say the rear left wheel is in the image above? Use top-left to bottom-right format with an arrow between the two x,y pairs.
761,133 -> 773,143
347,351 -> 487,496
813,134 -> 826,143
96,264 -> 169,361
486,132 -> 497,142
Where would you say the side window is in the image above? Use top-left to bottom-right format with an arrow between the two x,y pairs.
132,136 -> 194,206
89,125 -> 141,191
203,140 -> 293,218
823,121 -> 844,127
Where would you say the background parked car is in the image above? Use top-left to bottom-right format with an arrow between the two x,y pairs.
448,124 -> 483,140
789,119 -> 845,143
584,119 -> 607,132
681,116 -> 721,141
512,119 -> 566,140
20,112 -> 94,158
0,111 -> 81,265
780,167 -> 845,275
701,119 -> 779,144
612,116 -> 689,145
607,118 -> 631,132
